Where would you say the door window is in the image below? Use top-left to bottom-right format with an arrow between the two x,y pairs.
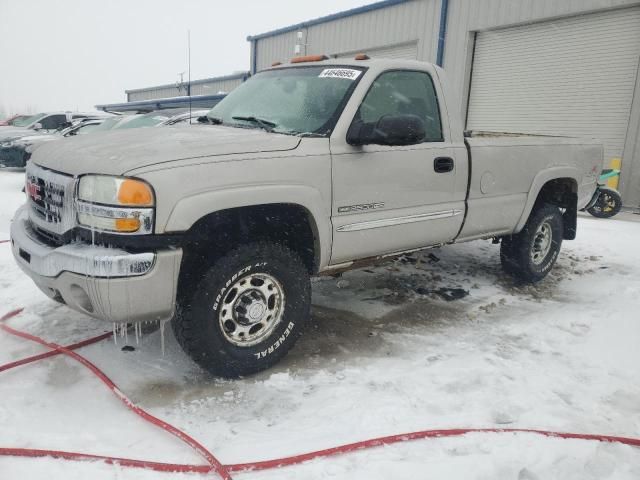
39,114 -> 67,130
355,70 -> 443,142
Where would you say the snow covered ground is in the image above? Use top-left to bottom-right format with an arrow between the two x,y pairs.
1,169 -> 639,479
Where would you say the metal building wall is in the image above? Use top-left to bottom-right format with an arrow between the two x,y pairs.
249,0 -> 640,206
252,0 -> 440,71
442,0 -> 640,206
128,86 -> 183,102
189,77 -> 245,96
443,0 -> 640,115
252,0 -> 639,108
127,74 -> 247,102
620,58 -> 640,207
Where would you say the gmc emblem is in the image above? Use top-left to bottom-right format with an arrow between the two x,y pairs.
26,180 -> 41,202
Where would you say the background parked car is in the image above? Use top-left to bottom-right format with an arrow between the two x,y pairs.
0,109 -> 206,168
0,111 -> 99,142
0,114 -> 29,126
0,116 -> 110,168
106,108 -> 209,129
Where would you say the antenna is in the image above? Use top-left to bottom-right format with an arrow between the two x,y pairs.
188,30 -> 192,125
176,72 -> 185,92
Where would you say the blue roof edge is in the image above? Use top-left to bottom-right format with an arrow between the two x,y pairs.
246,0 -> 412,41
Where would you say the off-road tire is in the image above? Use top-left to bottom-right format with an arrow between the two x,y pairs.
500,204 -> 563,283
587,188 -> 622,218
173,242 -> 310,378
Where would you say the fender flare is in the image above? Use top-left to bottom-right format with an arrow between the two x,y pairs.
514,166 -> 581,233
163,184 -> 331,269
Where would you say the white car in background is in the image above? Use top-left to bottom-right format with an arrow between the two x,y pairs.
0,112 -> 98,142
0,109 -> 208,168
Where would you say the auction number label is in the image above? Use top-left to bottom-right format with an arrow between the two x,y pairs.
319,68 -> 362,80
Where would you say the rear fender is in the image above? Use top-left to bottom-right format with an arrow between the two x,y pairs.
515,167 -> 581,233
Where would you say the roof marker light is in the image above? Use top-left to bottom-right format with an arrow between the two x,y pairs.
290,54 -> 329,64
354,53 -> 370,60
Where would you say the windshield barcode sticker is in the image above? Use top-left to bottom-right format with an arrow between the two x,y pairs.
318,68 -> 362,80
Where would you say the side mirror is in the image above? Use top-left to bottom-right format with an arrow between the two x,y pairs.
347,114 -> 426,147
32,122 -> 43,131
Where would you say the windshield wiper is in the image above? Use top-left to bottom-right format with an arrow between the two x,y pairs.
198,116 -> 222,125
231,116 -> 277,131
289,131 -> 325,138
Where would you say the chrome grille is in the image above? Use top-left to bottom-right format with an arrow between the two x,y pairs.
25,163 -> 76,236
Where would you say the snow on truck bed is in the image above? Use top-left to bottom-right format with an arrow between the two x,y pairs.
0,169 -> 639,479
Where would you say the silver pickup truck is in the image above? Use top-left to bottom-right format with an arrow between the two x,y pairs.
11,57 -> 601,377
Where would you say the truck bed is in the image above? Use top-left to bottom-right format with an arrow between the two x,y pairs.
457,134 -> 602,241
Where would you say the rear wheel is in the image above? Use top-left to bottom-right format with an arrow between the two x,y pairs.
173,242 -> 311,378
587,188 -> 622,218
500,204 -> 563,283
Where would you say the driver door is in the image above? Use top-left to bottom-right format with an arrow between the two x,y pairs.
329,69 -> 467,264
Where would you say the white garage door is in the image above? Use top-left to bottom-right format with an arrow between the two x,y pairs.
467,7 -> 640,166
336,41 -> 418,60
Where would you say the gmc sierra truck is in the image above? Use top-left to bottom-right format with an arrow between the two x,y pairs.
11,56 -> 602,377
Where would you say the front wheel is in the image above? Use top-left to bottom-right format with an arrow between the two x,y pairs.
587,188 -> 622,218
500,204 -> 563,283
173,242 -> 311,378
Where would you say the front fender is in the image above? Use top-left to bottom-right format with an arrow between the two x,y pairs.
514,166 -> 582,233
164,184 -> 331,269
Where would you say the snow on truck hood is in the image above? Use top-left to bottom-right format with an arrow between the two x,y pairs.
30,125 -> 301,176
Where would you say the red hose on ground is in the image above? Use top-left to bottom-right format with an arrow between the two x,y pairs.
2,429 -> 640,476
0,330 -> 111,373
0,308 -> 111,374
0,309 -> 231,480
2,307 -> 640,477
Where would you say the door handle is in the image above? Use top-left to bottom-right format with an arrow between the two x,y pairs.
434,157 -> 454,173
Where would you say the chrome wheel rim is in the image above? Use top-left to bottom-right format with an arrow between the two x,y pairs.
531,221 -> 553,265
602,193 -> 616,212
218,272 -> 285,347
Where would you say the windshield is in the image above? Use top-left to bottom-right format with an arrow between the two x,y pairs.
6,115 -> 29,126
85,116 -> 122,132
113,113 -> 169,130
10,113 -> 44,127
73,123 -> 104,135
207,66 -> 365,136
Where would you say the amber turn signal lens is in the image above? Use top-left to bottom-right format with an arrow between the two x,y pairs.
290,54 -> 328,64
117,179 -> 154,206
115,217 -> 141,232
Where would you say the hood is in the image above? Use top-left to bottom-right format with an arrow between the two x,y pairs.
0,127 -> 34,142
16,133 -> 58,145
31,125 -> 301,176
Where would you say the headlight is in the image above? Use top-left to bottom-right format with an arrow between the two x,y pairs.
76,175 -> 155,234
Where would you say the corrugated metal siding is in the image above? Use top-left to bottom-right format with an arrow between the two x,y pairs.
620,58 -> 640,207
466,7 -> 640,167
129,87 -> 183,102
190,77 -> 244,95
128,77 -> 246,102
335,41 -> 418,59
443,0 -> 640,113
254,0 -> 440,71
255,31 -> 301,70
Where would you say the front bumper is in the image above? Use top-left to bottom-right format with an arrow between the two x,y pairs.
10,205 -> 182,323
